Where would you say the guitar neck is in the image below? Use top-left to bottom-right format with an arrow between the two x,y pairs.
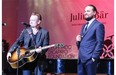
30,44 -> 55,52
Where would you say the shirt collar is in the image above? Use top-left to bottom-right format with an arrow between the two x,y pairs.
87,18 -> 95,27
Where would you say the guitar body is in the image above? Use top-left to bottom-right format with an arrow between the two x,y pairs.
7,43 -> 64,69
7,48 -> 37,69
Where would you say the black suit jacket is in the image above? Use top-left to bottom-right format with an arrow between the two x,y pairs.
8,27 -> 49,69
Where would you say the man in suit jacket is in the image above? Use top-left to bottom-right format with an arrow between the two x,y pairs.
7,12 -> 49,75
76,5 -> 105,75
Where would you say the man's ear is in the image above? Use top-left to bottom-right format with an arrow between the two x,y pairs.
38,20 -> 41,24
94,11 -> 96,16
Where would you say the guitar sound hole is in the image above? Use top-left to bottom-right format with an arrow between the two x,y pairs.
25,51 -> 32,57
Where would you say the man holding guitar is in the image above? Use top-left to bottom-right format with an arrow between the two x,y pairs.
7,12 -> 49,75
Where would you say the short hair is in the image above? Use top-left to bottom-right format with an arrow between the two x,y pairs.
87,4 -> 98,14
31,12 -> 42,21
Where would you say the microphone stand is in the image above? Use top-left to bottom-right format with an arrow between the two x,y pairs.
16,45 -> 20,75
13,29 -> 25,75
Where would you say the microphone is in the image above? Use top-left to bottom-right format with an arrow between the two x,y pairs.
2,23 -> 7,26
21,22 -> 30,27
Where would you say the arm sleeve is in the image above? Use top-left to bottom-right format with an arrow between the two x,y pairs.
92,24 -> 105,59
41,31 -> 49,54
8,29 -> 25,53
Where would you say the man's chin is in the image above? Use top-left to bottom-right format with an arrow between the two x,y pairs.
84,17 -> 92,21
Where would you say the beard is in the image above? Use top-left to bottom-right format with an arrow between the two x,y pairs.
84,16 -> 94,21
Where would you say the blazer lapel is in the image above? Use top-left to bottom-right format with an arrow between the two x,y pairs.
36,29 -> 42,45
82,20 -> 97,38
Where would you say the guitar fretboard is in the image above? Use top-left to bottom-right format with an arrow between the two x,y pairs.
30,44 -> 55,52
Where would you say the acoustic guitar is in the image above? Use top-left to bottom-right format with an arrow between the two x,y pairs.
7,43 -> 64,69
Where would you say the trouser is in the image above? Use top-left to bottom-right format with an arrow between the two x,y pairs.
78,59 -> 98,75
23,66 -> 43,75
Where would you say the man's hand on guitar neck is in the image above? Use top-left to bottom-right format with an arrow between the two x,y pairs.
33,46 -> 42,53
36,46 -> 42,53
7,52 -> 11,60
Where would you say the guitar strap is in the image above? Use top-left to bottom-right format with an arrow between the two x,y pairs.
26,28 -> 37,48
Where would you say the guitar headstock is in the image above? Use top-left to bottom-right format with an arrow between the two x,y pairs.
54,43 -> 64,48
